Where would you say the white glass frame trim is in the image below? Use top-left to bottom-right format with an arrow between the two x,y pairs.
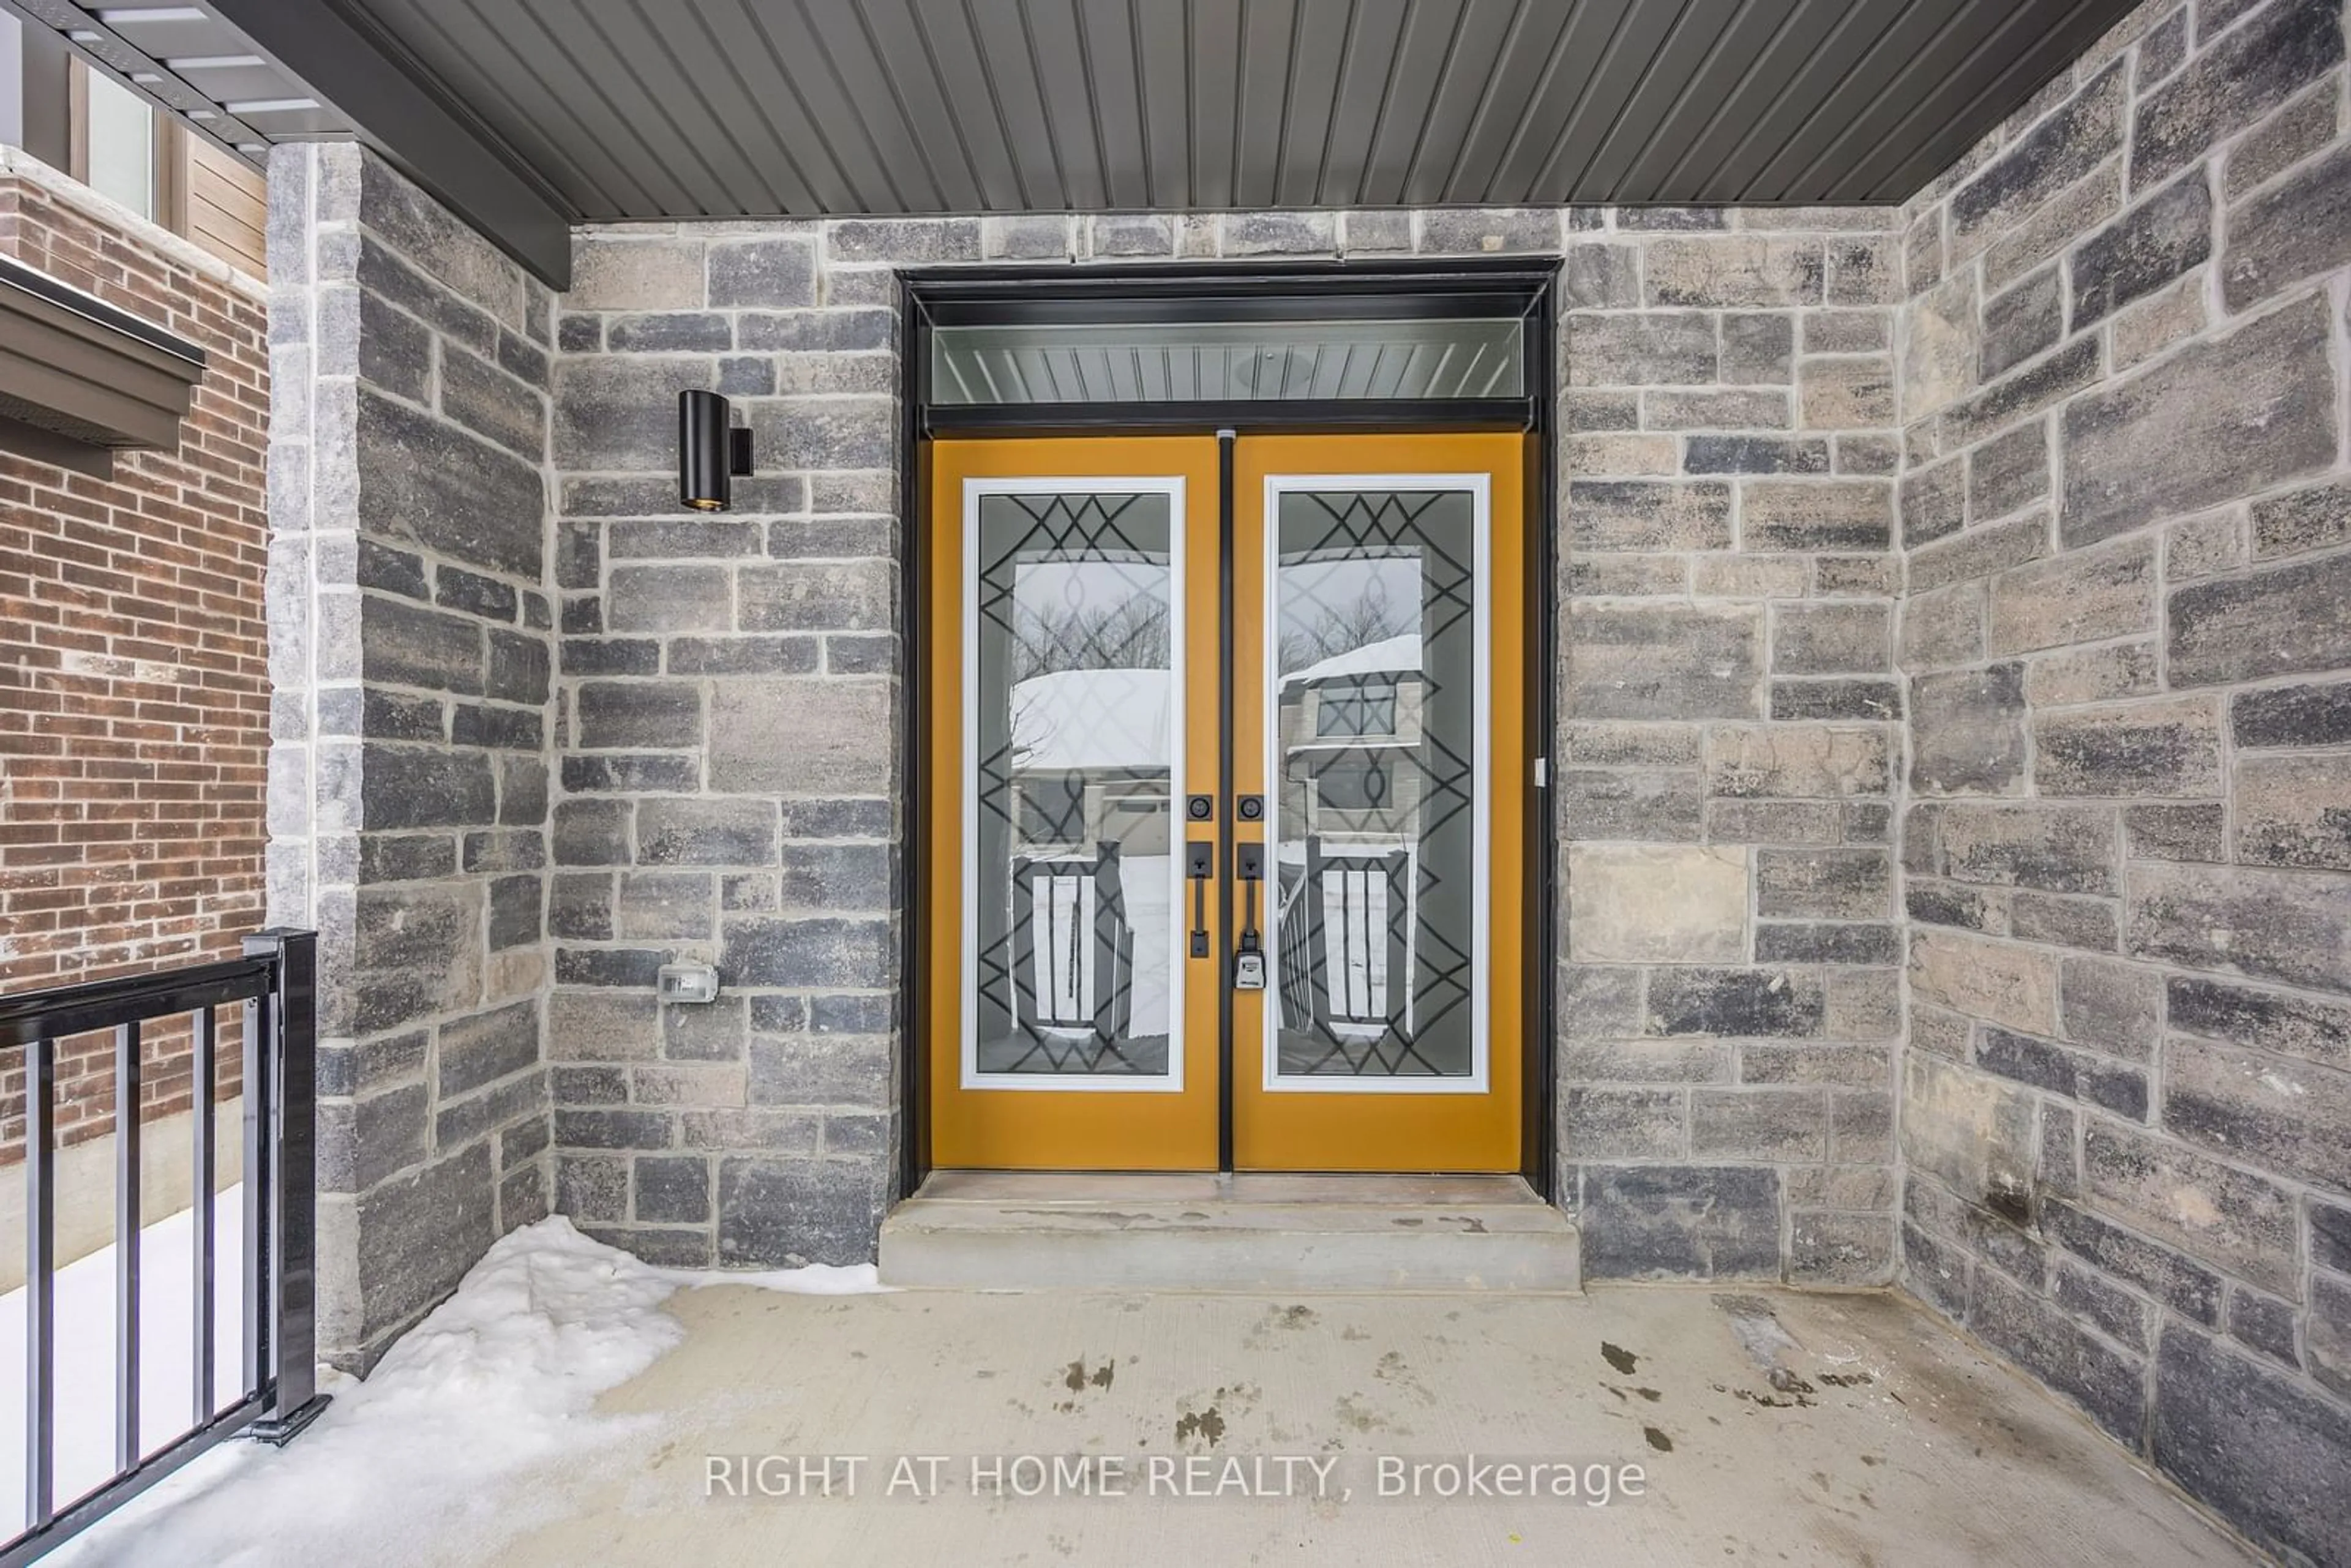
1261,473 -> 1491,1095
961,475 -> 1189,1093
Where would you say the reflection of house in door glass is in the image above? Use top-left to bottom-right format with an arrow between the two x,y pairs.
1271,493 -> 1477,1080
972,494 -> 1178,1076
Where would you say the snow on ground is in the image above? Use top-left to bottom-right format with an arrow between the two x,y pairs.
36,1216 -> 886,1567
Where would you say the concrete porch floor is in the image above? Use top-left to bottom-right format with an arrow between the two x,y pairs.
468,1283 -> 2251,1567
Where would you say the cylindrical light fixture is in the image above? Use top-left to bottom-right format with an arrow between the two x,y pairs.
679,389 -> 752,511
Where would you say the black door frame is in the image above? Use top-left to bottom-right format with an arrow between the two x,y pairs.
898,257 -> 1558,1196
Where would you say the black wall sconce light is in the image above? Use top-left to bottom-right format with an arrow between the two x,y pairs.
679,389 -> 753,511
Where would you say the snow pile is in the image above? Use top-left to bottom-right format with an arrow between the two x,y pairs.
48,1216 -> 885,1567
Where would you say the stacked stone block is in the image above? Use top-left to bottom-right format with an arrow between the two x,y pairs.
1559,209 -> 1907,1286
1892,0 -> 2351,1558
266,145 -> 556,1369
533,208 -> 1914,1281
546,222 -> 904,1269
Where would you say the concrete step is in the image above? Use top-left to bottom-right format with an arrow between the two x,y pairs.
879,1171 -> 1580,1293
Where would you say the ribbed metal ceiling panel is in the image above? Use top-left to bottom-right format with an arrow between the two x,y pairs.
339,0 -> 2144,220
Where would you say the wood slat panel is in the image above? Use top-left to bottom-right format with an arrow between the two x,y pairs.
186,138 -> 265,277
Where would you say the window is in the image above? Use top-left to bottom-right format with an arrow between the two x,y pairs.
1314,680 -> 1398,739
1311,759 -> 1394,812
82,67 -> 154,220
931,316 -> 1527,404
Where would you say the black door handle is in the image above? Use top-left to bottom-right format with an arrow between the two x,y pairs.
1186,841 -> 1214,958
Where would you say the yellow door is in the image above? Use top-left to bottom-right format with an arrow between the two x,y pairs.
1230,435 -> 1524,1171
924,433 -> 1523,1172
926,438 -> 1224,1168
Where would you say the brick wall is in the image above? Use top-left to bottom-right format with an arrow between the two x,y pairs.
537,207 -> 1908,1278
266,144 -> 556,1370
1891,0 -> 2351,1558
0,149 -> 267,1153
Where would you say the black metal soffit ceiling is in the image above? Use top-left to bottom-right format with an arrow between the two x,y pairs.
14,0 -> 2148,290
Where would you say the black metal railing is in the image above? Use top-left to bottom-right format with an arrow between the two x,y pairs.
0,928 -> 327,1566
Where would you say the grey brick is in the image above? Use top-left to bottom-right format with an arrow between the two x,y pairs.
1647,969 -> 1825,1038
1685,436 -> 1829,475
1910,666 -> 2027,795
613,871 -> 716,941
2167,975 -> 2349,1069
2084,1119 -> 2299,1291
2059,958 -> 2159,1060
2164,1035 -> 2351,1188
1557,769 -> 1703,841
637,798 -> 778,866
1979,266 -> 2062,379
2250,479 -> 2351,561
2153,1326 -> 2351,1568
1692,1087 -> 1827,1159
721,918 -> 892,988
1581,1165 -> 1781,1280
1567,602 -> 1760,719
358,388 -> 545,579
2131,0 -> 2344,188
2034,696 -> 2221,798
1939,803 -> 2116,895
1987,536 -> 2153,656
1971,1268 -> 2145,1443
1757,848 -> 1892,919
707,238 -> 817,306
2172,552 -> 2351,689
1952,62 -> 2124,247
1559,1089 -> 1684,1160
1741,481 -> 1891,551
1720,312 -> 1794,384
361,745 -> 497,830
634,1155 -> 712,1224
576,681 -> 701,749
718,1158 -> 888,1266
1567,481 -> 1732,551
2062,294 -> 2336,550
606,565 -> 733,636
2070,172 -> 2210,328
1567,312 -> 1716,385
1967,421 -> 2049,521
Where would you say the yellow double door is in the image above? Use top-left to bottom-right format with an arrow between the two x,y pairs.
925,433 -> 1524,1172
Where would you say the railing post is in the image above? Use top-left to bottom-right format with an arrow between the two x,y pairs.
243,928 -> 329,1444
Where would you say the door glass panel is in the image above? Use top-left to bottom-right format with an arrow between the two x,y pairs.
1267,486 -> 1483,1084
931,317 -> 1526,404
968,488 -> 1180,1082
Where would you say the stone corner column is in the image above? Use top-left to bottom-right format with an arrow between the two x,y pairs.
264,142 -> 559,1370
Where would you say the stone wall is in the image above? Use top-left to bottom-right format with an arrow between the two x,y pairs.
1558,211 -> 1906,1286
266,144 -> 557,1370
538,207 -> 1908,1280
1891,0 -> 2351,1558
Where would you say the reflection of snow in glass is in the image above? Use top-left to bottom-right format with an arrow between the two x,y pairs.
1277,558 -> 1423,675
1010,668 -> 1171,772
